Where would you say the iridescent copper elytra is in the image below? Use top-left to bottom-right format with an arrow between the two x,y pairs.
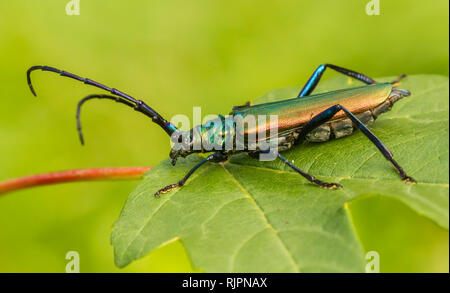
26,63 -> 416,196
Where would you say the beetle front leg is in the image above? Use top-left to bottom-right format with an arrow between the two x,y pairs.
155,152 -> 229,197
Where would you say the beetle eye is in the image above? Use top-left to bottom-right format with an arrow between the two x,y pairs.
177,135 -> 183,143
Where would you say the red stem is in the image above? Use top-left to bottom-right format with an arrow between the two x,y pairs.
0,167 -> 152,196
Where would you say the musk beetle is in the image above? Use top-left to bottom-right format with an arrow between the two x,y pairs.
26,64 -> 416,195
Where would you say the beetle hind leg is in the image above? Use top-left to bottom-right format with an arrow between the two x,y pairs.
297,104 -> 416,184
390,74 -> 407,86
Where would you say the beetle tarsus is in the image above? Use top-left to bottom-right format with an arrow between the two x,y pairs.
391,74 -> 407,86
402,176 -> 416,184
314,180 -> 342,189
155,183 -> 180,197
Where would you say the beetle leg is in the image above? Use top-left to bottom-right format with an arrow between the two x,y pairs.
298,64 -> 377,98
154,152 -> 229,197
297,104 -> 416,183
390,74 -> 407,86
277,153 -> 342,189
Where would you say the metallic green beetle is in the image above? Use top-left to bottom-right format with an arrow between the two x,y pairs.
27,64 -> 416,195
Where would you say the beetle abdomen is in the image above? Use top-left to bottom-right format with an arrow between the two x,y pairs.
306,110 -> 374,142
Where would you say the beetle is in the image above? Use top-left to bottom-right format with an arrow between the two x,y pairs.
26,63 -> 416,196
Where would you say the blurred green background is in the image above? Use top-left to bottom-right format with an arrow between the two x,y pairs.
0,0 -> 448,272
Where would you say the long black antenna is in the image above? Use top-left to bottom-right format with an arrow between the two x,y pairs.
27,66 -> 178,144
76,94 -> 135,145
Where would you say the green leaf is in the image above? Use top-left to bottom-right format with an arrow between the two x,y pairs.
111,75 -> 449,272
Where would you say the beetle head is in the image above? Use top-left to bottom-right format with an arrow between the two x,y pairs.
169,128 -> 202,165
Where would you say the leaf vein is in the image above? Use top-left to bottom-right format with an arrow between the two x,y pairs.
221,165 -> 301,273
